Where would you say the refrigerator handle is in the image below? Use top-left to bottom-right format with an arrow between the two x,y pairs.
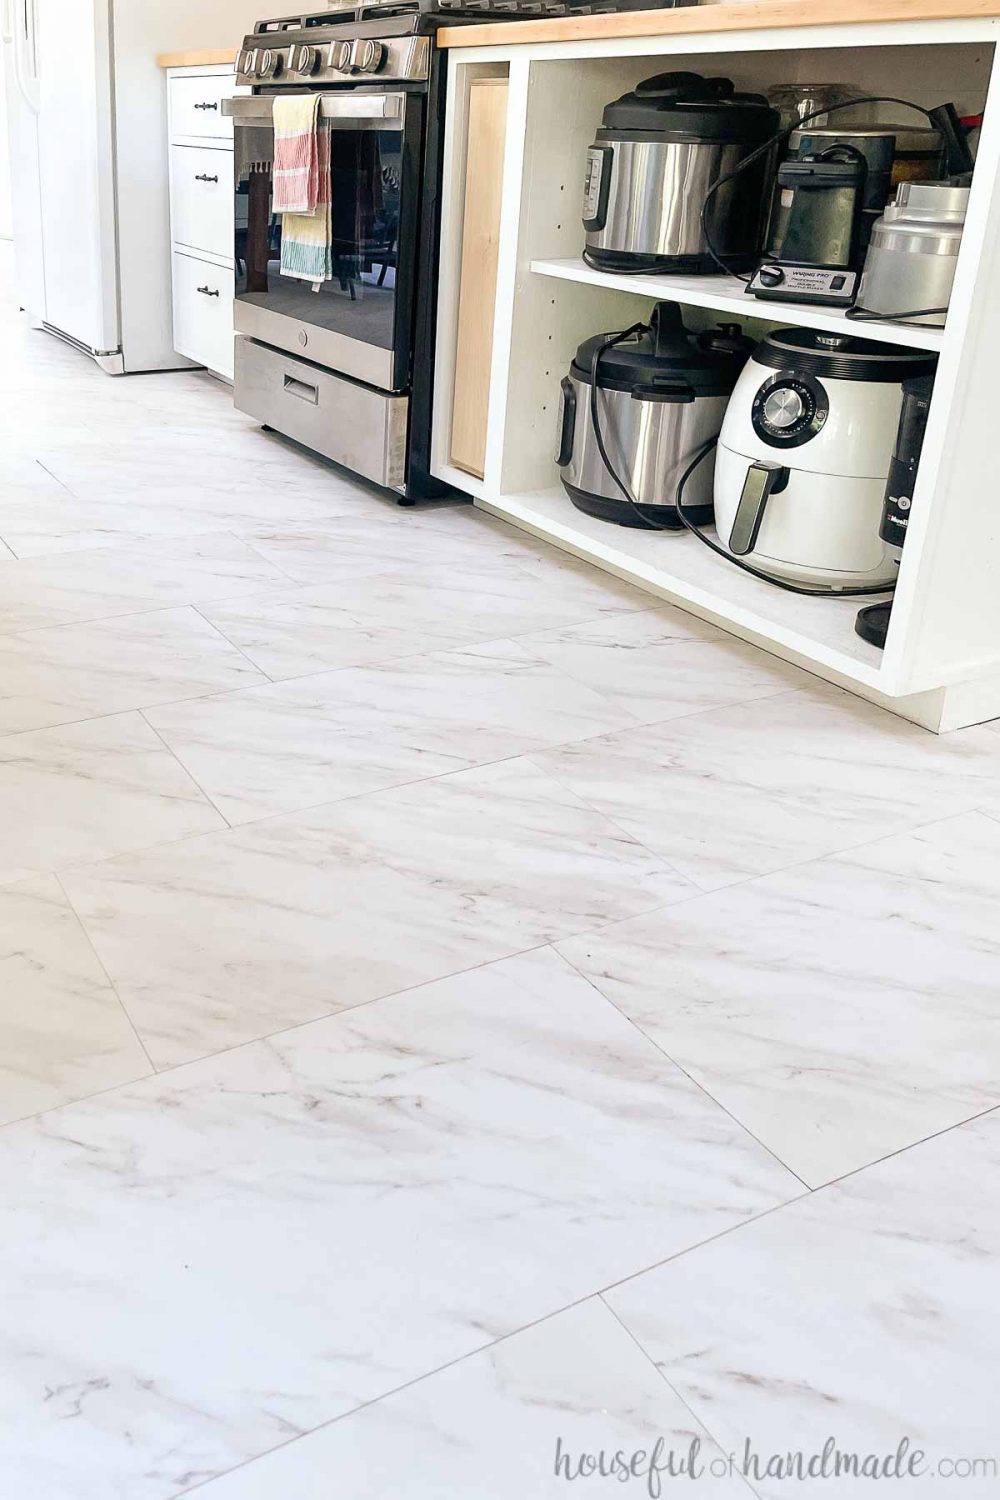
1,0 -> 13,43
12,0 -> 40,113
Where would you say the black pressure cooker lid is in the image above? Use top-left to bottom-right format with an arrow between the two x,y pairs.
599,71 -> 779,143
572,302 -> 754,396
755,327 -> 938,382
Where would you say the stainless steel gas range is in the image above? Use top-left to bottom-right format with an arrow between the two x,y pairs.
228,1 -> 691,502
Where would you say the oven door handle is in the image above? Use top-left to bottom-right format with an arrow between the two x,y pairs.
223,93 -> 405,129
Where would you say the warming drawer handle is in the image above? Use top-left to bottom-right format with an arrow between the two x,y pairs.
194,101 -> 219,111
195,172 -> 219,183
283,373 -> 319,404
196,285 -> 220,297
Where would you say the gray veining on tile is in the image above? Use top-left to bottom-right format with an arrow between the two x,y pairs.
0,873 -> 150,1125
188,1299 -> 749,1500
62,758 -> 694,1065
560,811 -> 1000,1186
0,947 -> 798,1499
607,1107 -> 1000,1498
0,606 -> 266,735
0,532 -> 296,635
202,558 -> 655,681
0,711 -> 227,887
532,685 -> 1000,890
521,607 -> 814,724
144,638 -> 638,824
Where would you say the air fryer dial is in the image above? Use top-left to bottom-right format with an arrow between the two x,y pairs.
751,372 -> 829,448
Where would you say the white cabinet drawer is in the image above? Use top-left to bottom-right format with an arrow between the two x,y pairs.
172,252 -> 235,379
171,145 -> 232,260
169,73 -> 233,142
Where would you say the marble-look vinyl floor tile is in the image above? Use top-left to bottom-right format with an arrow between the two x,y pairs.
232,509 -> 552,588
559,811 -> 1000,1186
607,1108 -> 1000,1498
0,873 -> 151,1126
0,712 -> 227,887
0,948 -> 799,1500
0,606 -> 266,735
144,639 -> 638,824
0,490 -> 370,560
0,533 -> 296,635
532,685 -> 1000,890
188,1299 -> 750,1500
521,608 -> 814,724
202,561 -> 655,681
62,758 -> 695,1065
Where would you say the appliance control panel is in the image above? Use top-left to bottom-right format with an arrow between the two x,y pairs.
237,34 -> 429,86
751,373 -> 829,449
747,263 -> 859,308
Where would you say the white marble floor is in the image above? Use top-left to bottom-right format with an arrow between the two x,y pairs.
2,246 -> 1000,1498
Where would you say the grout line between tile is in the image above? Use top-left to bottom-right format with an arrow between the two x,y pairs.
600,1294 -> 765,1500
167,1182 -> 813,1500
52,870 -> 157,1080
555,944 -> 812,1191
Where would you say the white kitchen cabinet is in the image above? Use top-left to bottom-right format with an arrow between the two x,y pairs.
166,64 -> 237,379
433,7 -> 1000,732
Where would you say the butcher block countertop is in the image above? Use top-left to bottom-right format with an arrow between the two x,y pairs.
156,48 -> 238,68
436,0 -> 1000,47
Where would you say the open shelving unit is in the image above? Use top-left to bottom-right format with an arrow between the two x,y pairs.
528,257 -> 947,353
432,13 -> 1000,731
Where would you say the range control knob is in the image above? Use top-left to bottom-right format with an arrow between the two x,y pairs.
257,48 -> 283,78
329,39 -> 352,73
238,48 -> 257,77
762,386 -> 805,430
756,264 -> 785,289
292,44 -> 320,75
349,37 -> 385,73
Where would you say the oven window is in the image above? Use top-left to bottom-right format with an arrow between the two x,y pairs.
235,122 -> 406,358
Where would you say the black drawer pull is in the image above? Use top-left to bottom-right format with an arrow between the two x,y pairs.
195,173 -> 219,183
196,285 -> 220,297
194,101 -> 219,111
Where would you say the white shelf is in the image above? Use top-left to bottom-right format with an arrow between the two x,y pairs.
476,486 -> 889,687
530,258 -> 946,353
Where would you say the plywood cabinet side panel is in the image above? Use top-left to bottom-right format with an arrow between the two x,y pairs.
450,80 -> 510,478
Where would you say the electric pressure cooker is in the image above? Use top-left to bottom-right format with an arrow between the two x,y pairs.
556,302 -> 753,528
714,328 -> 937,588
582,72 -> 779,273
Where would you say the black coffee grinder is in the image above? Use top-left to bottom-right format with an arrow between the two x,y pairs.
855,374 -> 935,650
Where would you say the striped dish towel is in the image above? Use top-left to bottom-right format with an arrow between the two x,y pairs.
272,93 -> 321,212
273,95 -> 333,286
280,127 -> 332,285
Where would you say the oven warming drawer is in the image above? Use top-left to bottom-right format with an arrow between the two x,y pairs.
235,337 -> 408,490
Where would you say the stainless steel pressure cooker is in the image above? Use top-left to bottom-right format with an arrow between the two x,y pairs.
556,301 -> 753,528
582,72 -> 779,273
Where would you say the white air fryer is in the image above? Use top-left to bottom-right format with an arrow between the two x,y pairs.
714,329 -> 938,589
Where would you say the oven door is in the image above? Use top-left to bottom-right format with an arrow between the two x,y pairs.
228,91 -> 423,392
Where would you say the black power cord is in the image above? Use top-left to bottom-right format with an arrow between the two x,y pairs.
846,305 -> 948,323
588,323 -> 678,531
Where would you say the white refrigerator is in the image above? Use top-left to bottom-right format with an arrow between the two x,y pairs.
1,0 -> 260,373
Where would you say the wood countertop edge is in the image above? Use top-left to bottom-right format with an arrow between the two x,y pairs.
436,0 -> 1000,49
156,48 -> 238,69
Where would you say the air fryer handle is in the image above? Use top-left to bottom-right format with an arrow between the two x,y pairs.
729,461 -> 786,556
556,377 -> 577,467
